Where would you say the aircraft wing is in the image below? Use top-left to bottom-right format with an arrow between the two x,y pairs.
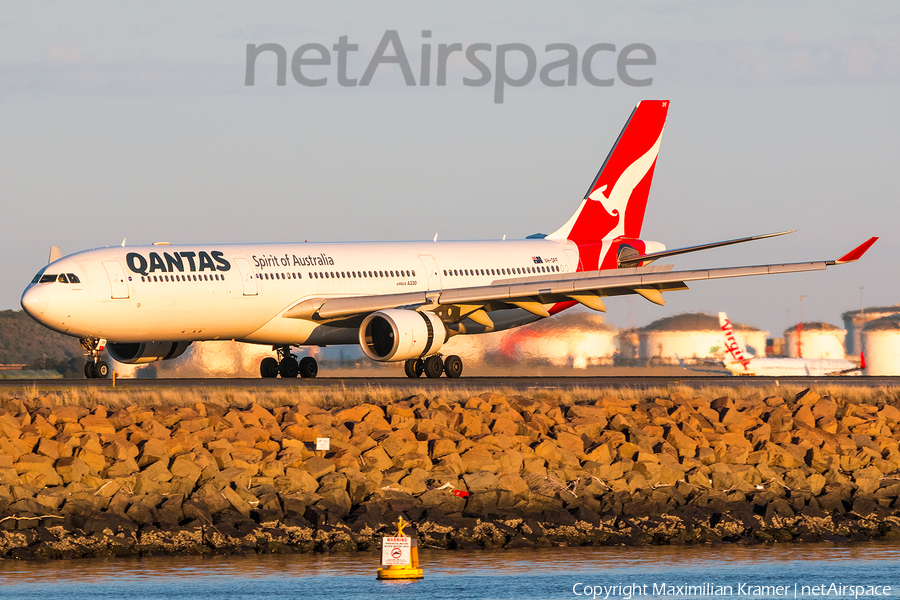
282,237 -> 878,324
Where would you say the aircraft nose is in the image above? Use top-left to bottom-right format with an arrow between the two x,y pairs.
21,285 -> 49,317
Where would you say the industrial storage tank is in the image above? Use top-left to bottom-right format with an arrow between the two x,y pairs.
842,305 -> 900,355
861,316 -> 900,376
443,309 -> 618,369
639,313 -> 767,364
783,322 -> 847,359
499,311 -> 617,368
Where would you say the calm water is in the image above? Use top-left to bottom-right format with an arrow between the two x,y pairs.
0,544 -> 898,600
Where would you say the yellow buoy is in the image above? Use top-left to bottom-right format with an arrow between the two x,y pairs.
376,516 -> 423,580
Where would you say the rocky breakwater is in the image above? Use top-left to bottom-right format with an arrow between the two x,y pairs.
1,390 -> 900,559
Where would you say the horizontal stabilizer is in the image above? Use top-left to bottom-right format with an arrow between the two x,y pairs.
621,230 -> 795,267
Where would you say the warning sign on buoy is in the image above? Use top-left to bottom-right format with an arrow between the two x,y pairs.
382,537 -> 410,565
376,517 -> 423,580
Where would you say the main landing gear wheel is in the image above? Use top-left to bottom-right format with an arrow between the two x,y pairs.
279,356 -> 299,378
423,355 -> 443,378
262,345 -> 309,379
298,356 -> 318,379
443,355 -> 463,378
260,357 -> 279,378
404,358 -> 424,378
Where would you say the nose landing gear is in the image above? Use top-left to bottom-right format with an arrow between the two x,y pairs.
261,346 -> 317,379
81,337 -> 110,379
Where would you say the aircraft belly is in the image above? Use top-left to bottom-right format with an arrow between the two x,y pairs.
238,316 -> 325,346
94,294 -> 275,343
301,325 -> 361,346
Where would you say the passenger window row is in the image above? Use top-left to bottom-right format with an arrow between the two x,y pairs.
141,274 -> 223,283
255,269 -> 417,280
443,265 -> 559,277
257,272 -> 301,280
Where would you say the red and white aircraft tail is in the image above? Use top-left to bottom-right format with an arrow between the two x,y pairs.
719,311 -> 752,371
548,100 -> 669,271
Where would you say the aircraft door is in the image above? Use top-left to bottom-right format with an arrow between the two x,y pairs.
418,254 -> 442,290
234,258 -> 258,296
102,260 -> 129,299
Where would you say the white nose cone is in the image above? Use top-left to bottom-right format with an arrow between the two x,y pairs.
21,286 -> 49,317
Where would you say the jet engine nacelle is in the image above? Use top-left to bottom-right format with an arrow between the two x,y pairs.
359,309 -> 446,362
107,341 -> 192,364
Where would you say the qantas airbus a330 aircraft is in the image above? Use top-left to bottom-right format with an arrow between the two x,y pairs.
20,100 -> 877,379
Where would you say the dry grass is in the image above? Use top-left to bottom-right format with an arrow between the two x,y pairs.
2,381 -> 899,411
529,384 -> 900,407
2,382 -> 433,411
2,382 -> 518,411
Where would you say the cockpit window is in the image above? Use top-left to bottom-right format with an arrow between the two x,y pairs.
31,267 -> 48,284
67,274 -> 80,284
57,274 -> 69,284
39,274 -> 57,284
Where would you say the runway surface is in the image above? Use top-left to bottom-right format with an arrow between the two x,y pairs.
2,376 -> 900,391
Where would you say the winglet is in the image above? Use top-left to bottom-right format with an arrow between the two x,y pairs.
834,237 -> 878,264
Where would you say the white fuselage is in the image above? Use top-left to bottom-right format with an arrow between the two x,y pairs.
21,239 -> 579,347
725,357 -> 856,377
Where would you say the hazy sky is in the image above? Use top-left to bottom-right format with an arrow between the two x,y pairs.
2,1 -> 898,339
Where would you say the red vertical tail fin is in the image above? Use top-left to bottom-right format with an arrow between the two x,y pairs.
549,100 -> 669,245
548,100 -> 669,271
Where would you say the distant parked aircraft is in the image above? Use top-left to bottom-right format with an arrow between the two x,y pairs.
717,312 -> 859,376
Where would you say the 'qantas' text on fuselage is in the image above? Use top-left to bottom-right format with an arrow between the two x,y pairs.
126,251 -> 231,276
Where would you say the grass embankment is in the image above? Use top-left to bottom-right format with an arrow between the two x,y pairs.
1,384 -> 900,559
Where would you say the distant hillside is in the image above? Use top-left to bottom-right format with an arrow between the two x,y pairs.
0,310 -> 84,375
